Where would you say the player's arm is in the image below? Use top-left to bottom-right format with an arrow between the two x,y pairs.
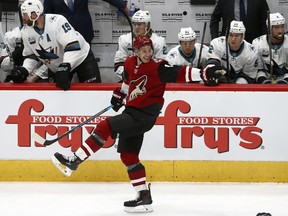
5,52 -> 40,83
56,16 -> 84,68
114,35 -> 130,80
158,60 -> 201,83
26,63 -> 49,83
153,36 -> 167,59
206,39 -> 222,67
241,49 -> 259,82
55,16 -> 85,90
158,60 -> 225,86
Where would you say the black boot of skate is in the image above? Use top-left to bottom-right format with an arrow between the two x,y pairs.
51,152 -> 83,176
124,183 -> 153,213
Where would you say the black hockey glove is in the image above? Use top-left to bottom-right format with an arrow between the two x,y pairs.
275,78 -> 288,84
257,76 -> 272,84
256,213 -> 272,216
110,87 -> 126,112
5,66 -> 29,83
11,44 -> 24,66
200,64 -> 226,86
56,63 -> 71,91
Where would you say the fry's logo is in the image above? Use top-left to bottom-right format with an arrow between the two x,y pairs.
158,100 -> 263,153
5,99 -> 263,153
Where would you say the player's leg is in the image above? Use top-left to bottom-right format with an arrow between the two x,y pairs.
52,118 -> 111,176
75,49 -> 101,83
52,108 -> 155,176
118,135 -> 153,213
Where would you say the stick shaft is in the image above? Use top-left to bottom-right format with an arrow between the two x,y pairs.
42,105 -> 113,146
197,22 -> 207,68
225,24 -> 230,83
267,11 -> 273,82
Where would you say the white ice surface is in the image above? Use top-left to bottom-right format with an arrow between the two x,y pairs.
0,182 -> 287,216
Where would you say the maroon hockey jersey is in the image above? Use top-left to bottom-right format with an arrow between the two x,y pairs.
123,56 -> 198,109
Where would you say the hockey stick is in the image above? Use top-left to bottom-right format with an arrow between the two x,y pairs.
108,2 -> 133,51
0,4 -> 5,46
225,23 -> 231,83
197,21 -> 207,68
266,11 -> 274,83
32,105 -> 113,146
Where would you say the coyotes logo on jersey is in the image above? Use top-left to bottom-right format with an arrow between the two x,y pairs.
128,75 -> 147,101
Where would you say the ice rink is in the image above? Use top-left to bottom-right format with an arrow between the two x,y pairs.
0,182 -> 287,216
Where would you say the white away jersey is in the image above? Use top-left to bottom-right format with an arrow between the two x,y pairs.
21,14 -> 90,72
252,35 -> 288,76
209,36 -> 259,79
114,32 -> 167,64
4,26 -> 22,54
165,43 -> 209,68
0,27 -> 22,72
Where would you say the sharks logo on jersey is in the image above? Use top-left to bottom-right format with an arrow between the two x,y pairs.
36,44 -> 59,60
21,14 -> 90,72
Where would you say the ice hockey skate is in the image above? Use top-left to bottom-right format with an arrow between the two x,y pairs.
124,183 -> 153,213
51,152 -> 83,177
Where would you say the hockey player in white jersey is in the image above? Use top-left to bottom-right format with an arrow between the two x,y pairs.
0,27 -> 22,74
19,0 -> 101,89
252,12 -> 288,84
1,26 -> 49,83
166,27 -> 209,69
114,10 -> 167,82
207,20 -> 259,84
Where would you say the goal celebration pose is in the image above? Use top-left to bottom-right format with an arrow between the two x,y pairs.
52,36 -> 225,213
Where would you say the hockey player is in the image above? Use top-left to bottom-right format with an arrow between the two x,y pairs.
1,26 -> 49,83
252,12 -> 288,84
207,20 -> 259,84
166,27 -> 209,69
0,26 -> 22,75
52,36 -> 225,213
19,0 -> 101,89
114,10 -> 167,82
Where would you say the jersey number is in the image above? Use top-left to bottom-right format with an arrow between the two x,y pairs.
62,23 -> 72,33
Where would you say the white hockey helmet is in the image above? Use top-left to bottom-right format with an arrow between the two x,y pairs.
178,27 -> 196,41
132,10 -> 151,24
21,0 -> 43,22
229,20 -> 246,34
267,12 -> 286,27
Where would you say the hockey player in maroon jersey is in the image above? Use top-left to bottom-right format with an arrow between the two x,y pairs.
52,36 -> 225,213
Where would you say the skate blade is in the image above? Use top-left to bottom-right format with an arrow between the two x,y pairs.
51,155 -> 73,177
124,204 -> 153,213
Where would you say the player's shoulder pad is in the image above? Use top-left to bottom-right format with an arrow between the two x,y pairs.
210,36 -> 225,52
211,36 -> 226,45
195,43 -> 209,51
118,33 -> 132,44
246,41 -> 258,54
151,33 -> 166,44
252,35 -> 265,45
166,46 -> 179,56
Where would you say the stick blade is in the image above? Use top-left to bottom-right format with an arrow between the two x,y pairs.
32,133 -> 46,145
